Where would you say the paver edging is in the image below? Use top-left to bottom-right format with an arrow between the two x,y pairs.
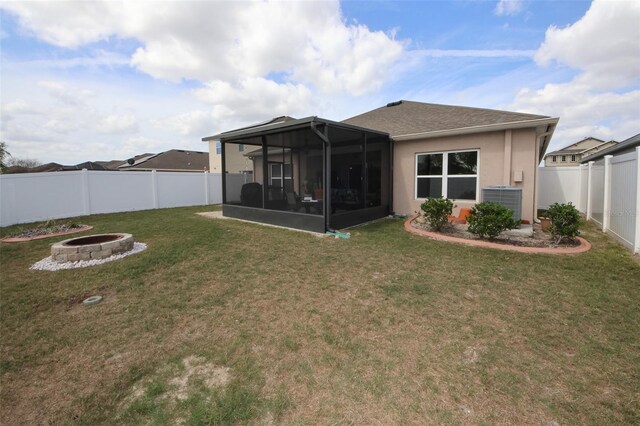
404,215 -> 591,254
1,226 -> 93,243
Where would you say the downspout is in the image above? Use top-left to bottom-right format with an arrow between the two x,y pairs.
221,141 -> 227,205
534,125 -> 555,223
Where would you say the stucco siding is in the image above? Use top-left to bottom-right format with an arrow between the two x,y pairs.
393,128 -> 537,222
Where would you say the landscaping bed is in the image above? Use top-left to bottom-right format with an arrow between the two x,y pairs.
411,216 -> 580,248
1,221 -> 91,243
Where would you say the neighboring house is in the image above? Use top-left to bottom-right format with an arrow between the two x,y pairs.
543,137 -> 617,167
118,149 -> 209,172
203,100 -> 558,232
3,161 -> 111,174
580,132 -> 640,163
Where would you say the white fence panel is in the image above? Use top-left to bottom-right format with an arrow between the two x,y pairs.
537,166 -> 582,209
0,171 -> 223,227
590,160 -> 605,226
538,148 -> 639,254
608,152 -> 637,249
579,165 -> 589,213
0,171 -> 85,227
208,173 -> 222,204
225,173 -> 254,203
157,172 -> 207,208
88,171 -> 155,214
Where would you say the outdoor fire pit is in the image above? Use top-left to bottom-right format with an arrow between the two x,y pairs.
51,233 -> 134,262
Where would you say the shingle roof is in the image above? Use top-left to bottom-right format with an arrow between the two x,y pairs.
341,100 -> 549,137
119,149 -> 209,171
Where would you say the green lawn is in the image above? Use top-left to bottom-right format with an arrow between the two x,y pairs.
1,206 -> 639,425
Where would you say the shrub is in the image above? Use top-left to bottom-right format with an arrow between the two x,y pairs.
467,202 -> 518,240
420,197 -> 454,231
546,202 -> 580,243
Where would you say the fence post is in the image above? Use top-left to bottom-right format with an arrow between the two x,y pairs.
151,170 -> 159,209
81,168 -> 91,215
634,147 -> 640,254
204,171 -> 210,205
602,155 -> 613,232
586,161 -> 594,220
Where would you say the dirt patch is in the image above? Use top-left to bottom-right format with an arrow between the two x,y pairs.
122,355 -> 231,409
169,355 -> 230,401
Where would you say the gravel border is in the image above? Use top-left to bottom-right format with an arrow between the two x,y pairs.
30,242 -> 147,271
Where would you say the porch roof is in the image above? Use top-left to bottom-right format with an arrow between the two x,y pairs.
202,116 -> 389,143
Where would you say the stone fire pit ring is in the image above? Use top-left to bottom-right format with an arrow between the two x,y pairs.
51,233 -> 134,262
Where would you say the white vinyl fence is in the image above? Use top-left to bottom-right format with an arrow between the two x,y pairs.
0,170 -> 223,227
538,147 -> 640,253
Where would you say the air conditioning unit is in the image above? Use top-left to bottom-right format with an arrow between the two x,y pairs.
481,186 -> 522,227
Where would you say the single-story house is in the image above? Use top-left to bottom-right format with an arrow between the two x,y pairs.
203,100 -> 558,233
543,137 -> 617,167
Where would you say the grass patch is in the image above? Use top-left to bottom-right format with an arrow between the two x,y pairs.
1,205 -> 639,424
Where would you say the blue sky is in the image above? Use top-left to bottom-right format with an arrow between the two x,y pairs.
1,0 -> 638,164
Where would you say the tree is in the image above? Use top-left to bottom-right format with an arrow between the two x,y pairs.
6,157 -> 41,168
0,142 -> 9,171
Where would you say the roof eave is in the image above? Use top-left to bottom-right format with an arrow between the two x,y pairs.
202,117 -> 317,142
202,116 -> 389,143
391,117 -> 559,142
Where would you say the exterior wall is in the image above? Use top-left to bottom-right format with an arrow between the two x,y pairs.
208,141 -> 222,172
545,154 -> 583,167
574,138 -> 606,150
393,128 -> 538,223
208,141 -> 257,173
582,140 -> 617,157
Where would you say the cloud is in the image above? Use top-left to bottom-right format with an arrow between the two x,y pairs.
535,0 -> 640,90
494,0 -> 525,16
194,77 -> 314,122
24,50 -> 130,69
96,114 -> 138,135
511,0 -> 640,149
412,49 -> 535,59
2,1 -> 404,96
2,99 -> 44,115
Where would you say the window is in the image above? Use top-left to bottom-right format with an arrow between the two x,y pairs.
216,142 -> 222,155
552,155 -> 557,162
561,155 -> 566,162
268,162 -> 292,189
571,154 -> 576,162
416,150 -> 478,200
239,144 -> 245,152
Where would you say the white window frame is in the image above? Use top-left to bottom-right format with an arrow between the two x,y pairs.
552,155 -> 557,162
216,141 -> 222,155
561,155 -> 566,162
571,154 -> 576,162
268,162 -> 292,188
415,149 -> 479,202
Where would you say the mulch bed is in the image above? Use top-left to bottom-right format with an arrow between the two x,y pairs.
411,217 -> 580,248
1,225 -> 93,243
